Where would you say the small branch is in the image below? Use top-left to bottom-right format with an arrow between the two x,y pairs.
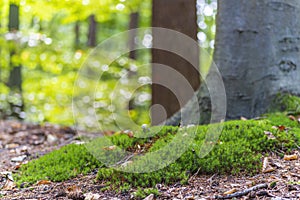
215,183 -> 268,199
207,173 -> 217,183
113,153 -> 135,167
188,167 -> 201,182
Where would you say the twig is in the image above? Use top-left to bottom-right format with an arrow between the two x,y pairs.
291,173 -> 300,179
215,183 -> 268,199
268,185 -> 286,193
112,153 -> 135,167
256,190 -> 275,197
207,173 -> 217,183
188,167 -> 201,182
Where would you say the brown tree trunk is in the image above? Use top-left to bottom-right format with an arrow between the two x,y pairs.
151,0 -> 200,125
8,3 -> 23,119
128,12 -> 139,60
87,14 -> 97,47
75,21 -> 80,49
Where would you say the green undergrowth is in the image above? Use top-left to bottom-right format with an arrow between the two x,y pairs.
270,93 -> 300,114
14,113 -> 300,192
14,144 -> 103,187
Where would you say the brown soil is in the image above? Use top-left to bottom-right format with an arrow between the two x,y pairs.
0,120 -> 299,199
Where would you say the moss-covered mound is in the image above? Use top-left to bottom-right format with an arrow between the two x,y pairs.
13,144 -> 102,187
14,113 -> 300,190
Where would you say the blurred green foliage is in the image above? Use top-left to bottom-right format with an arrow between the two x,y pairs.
0,0 -> 217,126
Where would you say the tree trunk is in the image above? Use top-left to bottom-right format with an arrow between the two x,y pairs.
75,21 -> 80,49
166,0 -> 300,126
87,14 -> 97,47
8,4 -> 19,31
214,0 -> 300,120
152,0 -> 200,125
128,12 -> 139,60
8,3 -> 22,92
8,3 -> 23,119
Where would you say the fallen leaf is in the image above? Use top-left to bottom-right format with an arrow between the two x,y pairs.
240,116 -> 248,121
289,115 -> 296,121
262,157 -> 270,166
84,192 -> 100,200
278,125 -> 286,131
36,180 -> 52,185
284,154 -> 298,161
0,171 -> 14,181
103,145 -> 116,151
123,130 -> 134,138
5,143 -> 19,149
263,167 -> 275,173
245,181 -> 255,186
10,122 -> 22,129
264,131 -> 276,140
224,188 -> 237,195
143,194 -> 154,200
67,185 -> 80,192
127,131 -> 134,138
262,157 -> 275,173
66,185 -> 84,200
2,180 -> 16,190
288,115 -> 300,123
47,134 -> 58,144
103,130 -> 115,136
11,155 -> 27,162
184,195 -> 195,200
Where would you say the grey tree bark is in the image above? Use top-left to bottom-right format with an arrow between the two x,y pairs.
215,0 -> 300,119
166,0 -> 300,125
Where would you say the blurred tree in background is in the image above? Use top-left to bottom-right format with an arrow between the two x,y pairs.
0,0 -> 217,126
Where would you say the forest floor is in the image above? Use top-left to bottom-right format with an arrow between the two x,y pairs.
0,120 -> 299,200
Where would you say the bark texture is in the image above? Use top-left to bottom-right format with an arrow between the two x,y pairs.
166,0 -> 300,125
152,0 -> 200,125
215,0 -> 300,119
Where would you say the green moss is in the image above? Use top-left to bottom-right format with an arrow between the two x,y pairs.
14,113 -> 300,191
14,144 -> 102,186
269,93 -> 300,114
133,187 -> 160,199
97,117 -> 300,189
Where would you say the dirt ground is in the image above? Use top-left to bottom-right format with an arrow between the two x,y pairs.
0,120 -> 299,199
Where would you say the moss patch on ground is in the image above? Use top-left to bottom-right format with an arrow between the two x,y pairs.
270,93 -> 300,114
14,144 -> 102,187
14,113 -> 300,192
